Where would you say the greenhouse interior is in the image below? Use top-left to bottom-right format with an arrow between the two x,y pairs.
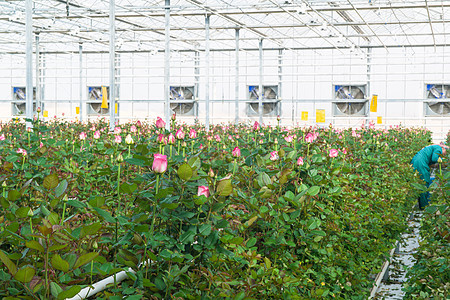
0,0 -> 449,299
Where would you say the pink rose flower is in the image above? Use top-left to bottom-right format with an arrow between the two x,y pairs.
155,117 -> 165,129
284,135 -> 293,143
130,125 -> 137,133
0,134 -> 5,141
167,133 -> 176,145
152,153 -> 168,173
114,135 -> 122,144
232,147 -> 241,158
189,129 -> 197,139
253,121 -> 259,131
94,131 -> 101,139
79,132 -> 87,140
297,156 -> 304,166
157,134 -> 165,144
305,133 -> 314,143
175,128 -> 185,140
329,149 -> 339,158
270,151 -> 279,161
197,186 -> 210,197
17,148 -> 27,156
114,127 -> 122,134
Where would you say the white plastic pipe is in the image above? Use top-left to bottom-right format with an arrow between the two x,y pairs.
66,268 -> 134,300
67,257 -> 154,300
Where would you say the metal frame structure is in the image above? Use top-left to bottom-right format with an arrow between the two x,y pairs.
0,1 -> 449,140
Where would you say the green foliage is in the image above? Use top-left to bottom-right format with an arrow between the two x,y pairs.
0,118 -> 431,299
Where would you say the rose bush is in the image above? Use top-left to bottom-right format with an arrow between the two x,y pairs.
404,146 -> 449,299
0,117 -> 431,299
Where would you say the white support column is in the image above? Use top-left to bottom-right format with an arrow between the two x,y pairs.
235,29 -> 240,124
258,38 -> 264,125
79,43 -> 83,122
366,47 -> 372,125
109,0 -> 116,131
205,15 -> 210,131
164,0 -> 171,130
278,49 -> 283,119
35,34 -> 40,115
25,0 -> 33,128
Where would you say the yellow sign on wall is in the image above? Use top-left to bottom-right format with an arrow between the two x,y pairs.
115,103 -> 118,114
101,86 -> 108,109
316,109 -> 325,123
377,116 -> 383,124
43,110 -> 48,118
76,107 -> 80,114
301,111 -> 308,121
370,94 -> 378,112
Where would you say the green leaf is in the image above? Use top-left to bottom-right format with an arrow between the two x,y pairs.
7,190 -> 21,202
55,180 -> 68,198
180,230 -> 196,244
73,252 -> 99,269
57,286 -> 81,300
93,207 -> 116,223
25,241 -> 44,253
89,196 -> 105,208
51,254 -> 70,273
43,173 -> 59,190
67,200 -> 86,208
40,204 -> 51,216
188,156 -> 201,171
257,173 -> 271,188
50,282 -> 63,298
444,171 -> 450,180
155,187 -> 174,200
177,163 -> 193,181
216,178 -> 233,196
13,267 -> 35,283
48,212 -> 60,225
411,183 -> 427,192
284,191 -> 295,201
199,224 -> 211,236
0,197 -> 10,209
311,230 -> 326,237
120,182 -> 138,194
247,237 -> 257,248
0,250 -> 17,275
15,207 -> 33,218
80,222 -> 102,239
307,186 -> 320,196
228,237 -> 244,245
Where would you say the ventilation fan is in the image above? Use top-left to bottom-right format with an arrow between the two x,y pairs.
169,86 -> 197,116
333,85 -> 368,116
87,86 -> 109,115
12,87 -> 37,116
425,84 -> 450,116
247,85 -> 280,116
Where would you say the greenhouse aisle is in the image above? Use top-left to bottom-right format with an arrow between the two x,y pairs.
375,211 -> 423,299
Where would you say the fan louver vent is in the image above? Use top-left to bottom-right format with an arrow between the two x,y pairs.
426,84 -> 450,115
334,85 -> 367,116
169,86 -> 196,116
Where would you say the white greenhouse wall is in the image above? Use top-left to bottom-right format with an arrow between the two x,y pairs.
0,46 -> 448,141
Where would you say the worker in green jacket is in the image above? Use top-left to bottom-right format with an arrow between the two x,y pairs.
411,143 -> 448,209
